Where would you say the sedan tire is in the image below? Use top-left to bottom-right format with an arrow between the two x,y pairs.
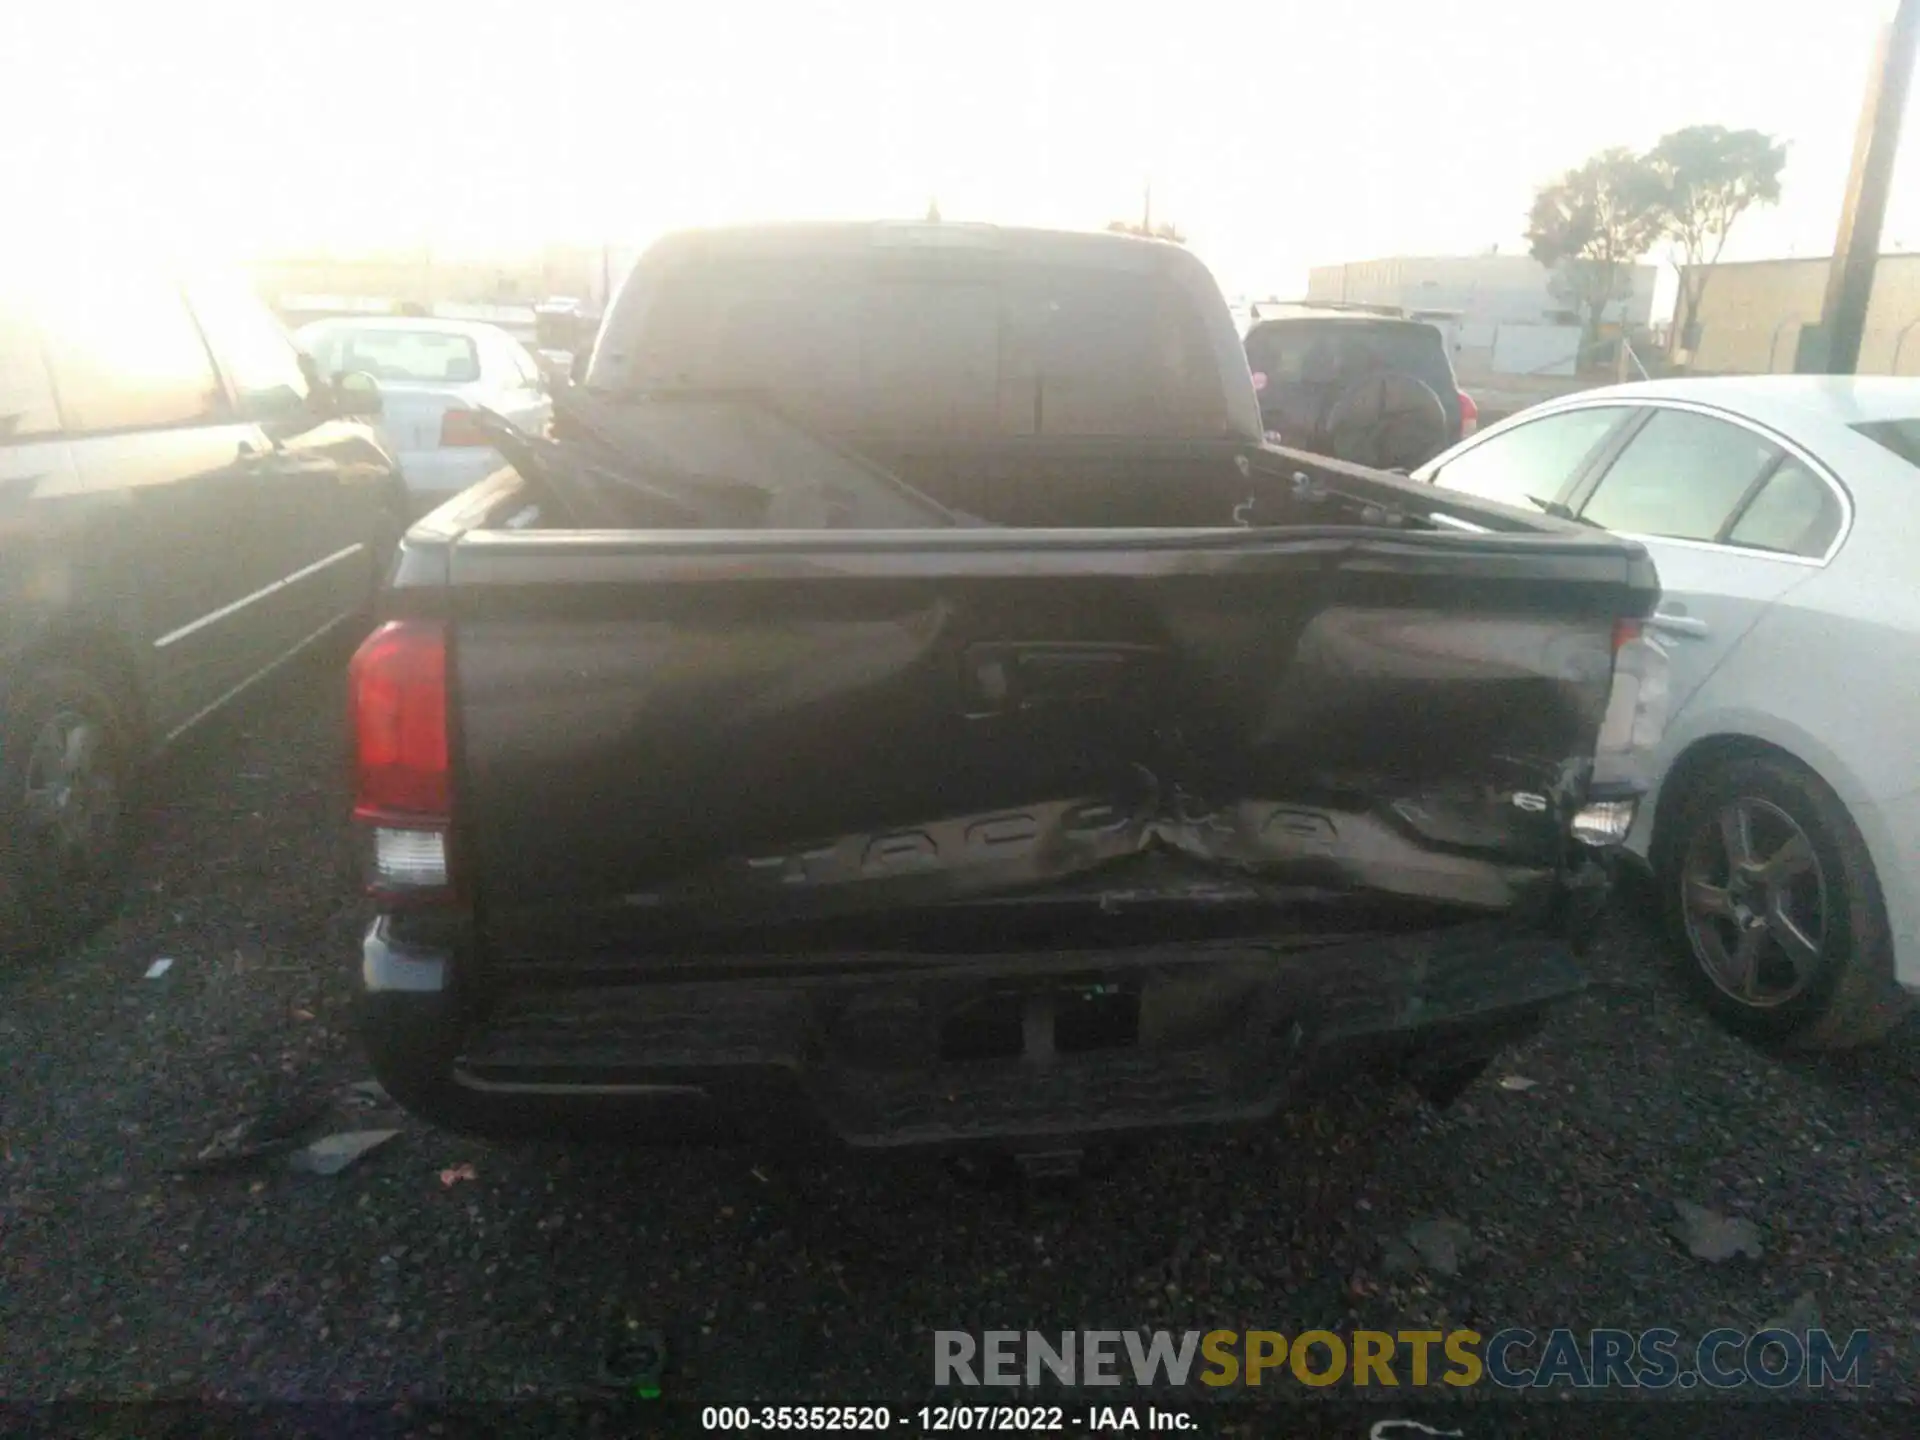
1661,753 -> 1906,1050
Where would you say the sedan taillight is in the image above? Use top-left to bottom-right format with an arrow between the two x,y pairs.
1580,617 -> 1671,844
439,408 -> 489,447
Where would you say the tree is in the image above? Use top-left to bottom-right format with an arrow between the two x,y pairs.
1645,126 -> 1787,359
1107,218 -> 1186,244
1527,149 -> 1665,351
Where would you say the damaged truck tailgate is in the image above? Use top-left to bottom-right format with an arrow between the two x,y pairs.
350,222 -> 1667,1152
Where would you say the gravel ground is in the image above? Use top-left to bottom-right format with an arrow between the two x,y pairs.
3,652 -> 1918,1427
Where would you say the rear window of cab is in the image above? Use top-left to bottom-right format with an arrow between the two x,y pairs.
611,254 -> 1232,439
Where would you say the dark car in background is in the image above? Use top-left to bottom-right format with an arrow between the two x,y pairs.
532,297 -> 597,387
0,268 -> 406,949
1244,302 -> 1477,472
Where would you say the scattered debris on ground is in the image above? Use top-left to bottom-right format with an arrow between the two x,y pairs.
1671,1200 -> 1765,1263
600,1321 -> 668,1398
1761,1291 -> 1821,1334
287,1129 -> 401,1177
342,1079 -> 390,1106
1384,1217 -> 1473,1277
176,1092 -> 334,1175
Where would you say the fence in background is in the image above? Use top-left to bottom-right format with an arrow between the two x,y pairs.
1686,314 -> 1920,376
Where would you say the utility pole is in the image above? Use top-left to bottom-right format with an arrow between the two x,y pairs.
1796,0 -> 1919,373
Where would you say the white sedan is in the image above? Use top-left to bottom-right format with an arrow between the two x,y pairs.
1414,376 -> 1920,1049
295,317 -> 551,516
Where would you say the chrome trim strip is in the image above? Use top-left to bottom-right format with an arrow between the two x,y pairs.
153,543 -> 365,650
1610,530 -> 1826,568
160,609 -> 356,744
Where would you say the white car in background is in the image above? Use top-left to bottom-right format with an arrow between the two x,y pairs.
1415,376 -> 1920,1049
295,317 -> 551,516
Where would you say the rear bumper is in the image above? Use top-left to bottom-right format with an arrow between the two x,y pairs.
357,897 -> 1604,1148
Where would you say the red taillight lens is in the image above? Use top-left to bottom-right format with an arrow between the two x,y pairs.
349,620 -> 449,819
1612,618 -> 1643,654
439,408 -> 489,447
1457,390 -> 1479,438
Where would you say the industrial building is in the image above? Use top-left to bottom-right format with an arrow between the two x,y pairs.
1305,254 -> 1658,329
1682,253 -> 1920,375
1298,252 -> 1660,393
247,243 -> 640,317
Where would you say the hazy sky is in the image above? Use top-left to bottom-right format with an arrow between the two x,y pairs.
5,0 -> 1914,298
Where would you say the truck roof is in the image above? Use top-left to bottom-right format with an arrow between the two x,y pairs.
1247,305 -> 1435,329
638,219 -> 1200,271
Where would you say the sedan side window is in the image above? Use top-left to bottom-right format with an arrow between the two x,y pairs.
498,338 -> 542,390
1725,456 -> 1844,558
186,279 -> 312,423
1428,406 -> 1630,511
187,278 -> 311,422
471,330 -> 504,377
297,327 -> 345,377
37,281 -> 227,434
508,342 -> 545,389
1578,408 -> 1779,542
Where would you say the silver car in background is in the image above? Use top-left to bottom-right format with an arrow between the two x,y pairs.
294,317 -> 552,516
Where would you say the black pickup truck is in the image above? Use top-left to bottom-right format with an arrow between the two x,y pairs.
350,222 -> 1666,1167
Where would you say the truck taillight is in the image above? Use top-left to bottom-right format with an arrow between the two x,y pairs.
349,620 -> 453,899
439,408 -> 489,447
1457,390 -> 1479,438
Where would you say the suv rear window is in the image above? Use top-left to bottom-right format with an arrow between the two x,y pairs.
1853,418 -> 1920,469
1245,319 -> 1455,394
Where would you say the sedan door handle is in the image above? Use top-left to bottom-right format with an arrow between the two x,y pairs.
1649,612 -> 1711,640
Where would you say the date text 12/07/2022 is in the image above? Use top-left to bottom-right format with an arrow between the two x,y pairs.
918,1408 -> 1193,1432
699,1405 -> 1198,1431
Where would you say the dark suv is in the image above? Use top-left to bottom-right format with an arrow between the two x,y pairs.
1244,303 -> 1476,471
